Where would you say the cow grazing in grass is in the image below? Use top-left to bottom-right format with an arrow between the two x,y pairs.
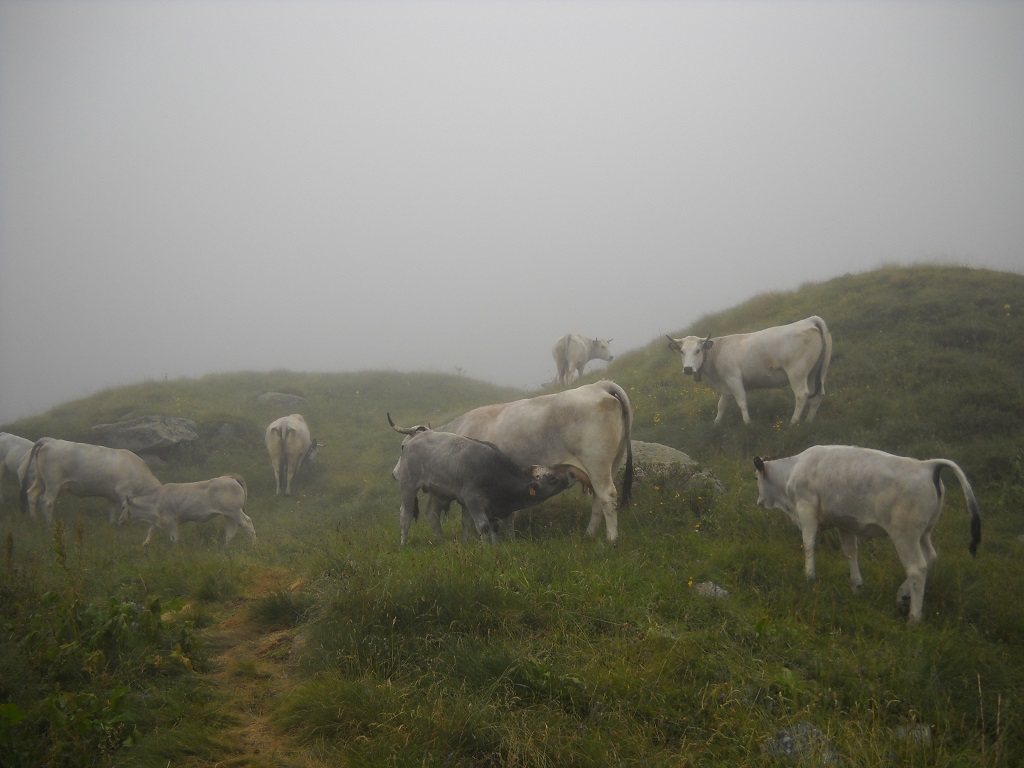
22,438 -> 162,523
395,380 -> 633,543
389,416 -> 577,545
265,414 -> 320,496
667,316 -> 832,424
552,333 -> 614,386
120,474 -> 255,547
753,445 -> 981,624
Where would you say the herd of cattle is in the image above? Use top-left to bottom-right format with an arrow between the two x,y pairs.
0,316 -> 982,623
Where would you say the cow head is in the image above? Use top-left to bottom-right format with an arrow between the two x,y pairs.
666,334 -> 713,381
388,413 -> 432,480
752,456 -> 786,511
526,464 -> 577,500
591,338 -> 614,363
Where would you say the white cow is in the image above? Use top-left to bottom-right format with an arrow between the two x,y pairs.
265,414 -> 321,496
552,334 -> 614,387
667,316 -> 832,424
0,432 -> 33,502
23,438 -> 162,523
754,445 -> 981,624
398,380 -> 633,543
120,474 -> 255,547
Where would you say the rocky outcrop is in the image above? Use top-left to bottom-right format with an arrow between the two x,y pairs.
86,416 -> 198,455
629,439 -> 725,495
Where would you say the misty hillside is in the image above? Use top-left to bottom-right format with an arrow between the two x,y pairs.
2,263 -> 1023,767
8,263 -> 1022,492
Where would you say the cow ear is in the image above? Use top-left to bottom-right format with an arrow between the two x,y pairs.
665,335 -> 681,353
753,456 -> 766,474
703,338 -> 715,350
528,481 -> 539,496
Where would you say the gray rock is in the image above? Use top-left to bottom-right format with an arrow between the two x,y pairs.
764,721 -> 839,764
693,580 -> 729,600
257,392 -> 310,409
87,416 -> 198,455
629,439 -> 725,493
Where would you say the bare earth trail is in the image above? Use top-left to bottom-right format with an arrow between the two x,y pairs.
184,566 -> 333,768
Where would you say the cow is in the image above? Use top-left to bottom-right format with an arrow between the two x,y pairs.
119,474 -> 255,548
667,315 -> 832,425
0,432 -> 33,502
22,438 -> 162,523
265,414 -> 321,495
388,417 -> 578,544
753,445 -> 981,624
394,380 -> 633,543
552,333 -> 614,386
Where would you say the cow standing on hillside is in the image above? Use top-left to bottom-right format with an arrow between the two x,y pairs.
552,334 -> 614,387
667,316 -> 832,425
395,380 -> 633,543
265,414 -> 321,496
120,474 -> 255,547
22,438 -> 163,523
389,417 -> 578,544
753,445 -> 981,624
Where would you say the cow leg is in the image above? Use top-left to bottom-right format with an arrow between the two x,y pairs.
891,533 -> 929,624
241,512 -> 257,543
838,529 -> 864,591
399,497 -> 416,545
461,507 -> 475,544
141,525 -> 157,548
25,477 -> 44,519
795,501 -> 819,580
587,477 -> 619,544
223,516 -> 239,545
806,391 -> 824,421
423,495 -> 446,541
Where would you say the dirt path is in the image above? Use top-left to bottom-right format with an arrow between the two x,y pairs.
189,567 -> 332,768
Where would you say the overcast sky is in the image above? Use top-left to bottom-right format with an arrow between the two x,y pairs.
1,1 -> 1022,424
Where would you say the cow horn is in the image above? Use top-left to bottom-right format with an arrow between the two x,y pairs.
388,412 -> 429,436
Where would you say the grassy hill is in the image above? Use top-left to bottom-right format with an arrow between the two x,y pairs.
1,264 -> 1022,766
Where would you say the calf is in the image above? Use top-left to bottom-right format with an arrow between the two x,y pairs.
120,474 -> 255,547
389,416 -> 577,545
754,445 -> 981,624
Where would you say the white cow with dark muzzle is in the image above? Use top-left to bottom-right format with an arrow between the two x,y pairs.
120,474 -> 255,547
753,445 -> 981,624
667,316 -> 832,424
552,334 -> 614,387
389,417 -> 578,545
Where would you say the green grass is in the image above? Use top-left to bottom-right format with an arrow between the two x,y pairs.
1,263 -> 1023,766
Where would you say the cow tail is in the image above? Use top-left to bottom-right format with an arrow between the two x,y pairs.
277,427 -> 291,488
228,473 -> 248,513
604,381 -> 634,508
933,460 -> 981,557
810,316 -> 832,398
19,440 -> 44,514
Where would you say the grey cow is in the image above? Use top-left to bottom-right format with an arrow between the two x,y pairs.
389,416 -> 577,545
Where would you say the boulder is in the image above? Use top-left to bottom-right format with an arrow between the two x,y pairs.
86,416 -> 198,455
629,439 -> 725,495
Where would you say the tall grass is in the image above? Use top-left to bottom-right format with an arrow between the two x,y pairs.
1,264 -> 1022,766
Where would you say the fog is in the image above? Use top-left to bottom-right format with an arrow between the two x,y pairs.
2,1 -> 1022,424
